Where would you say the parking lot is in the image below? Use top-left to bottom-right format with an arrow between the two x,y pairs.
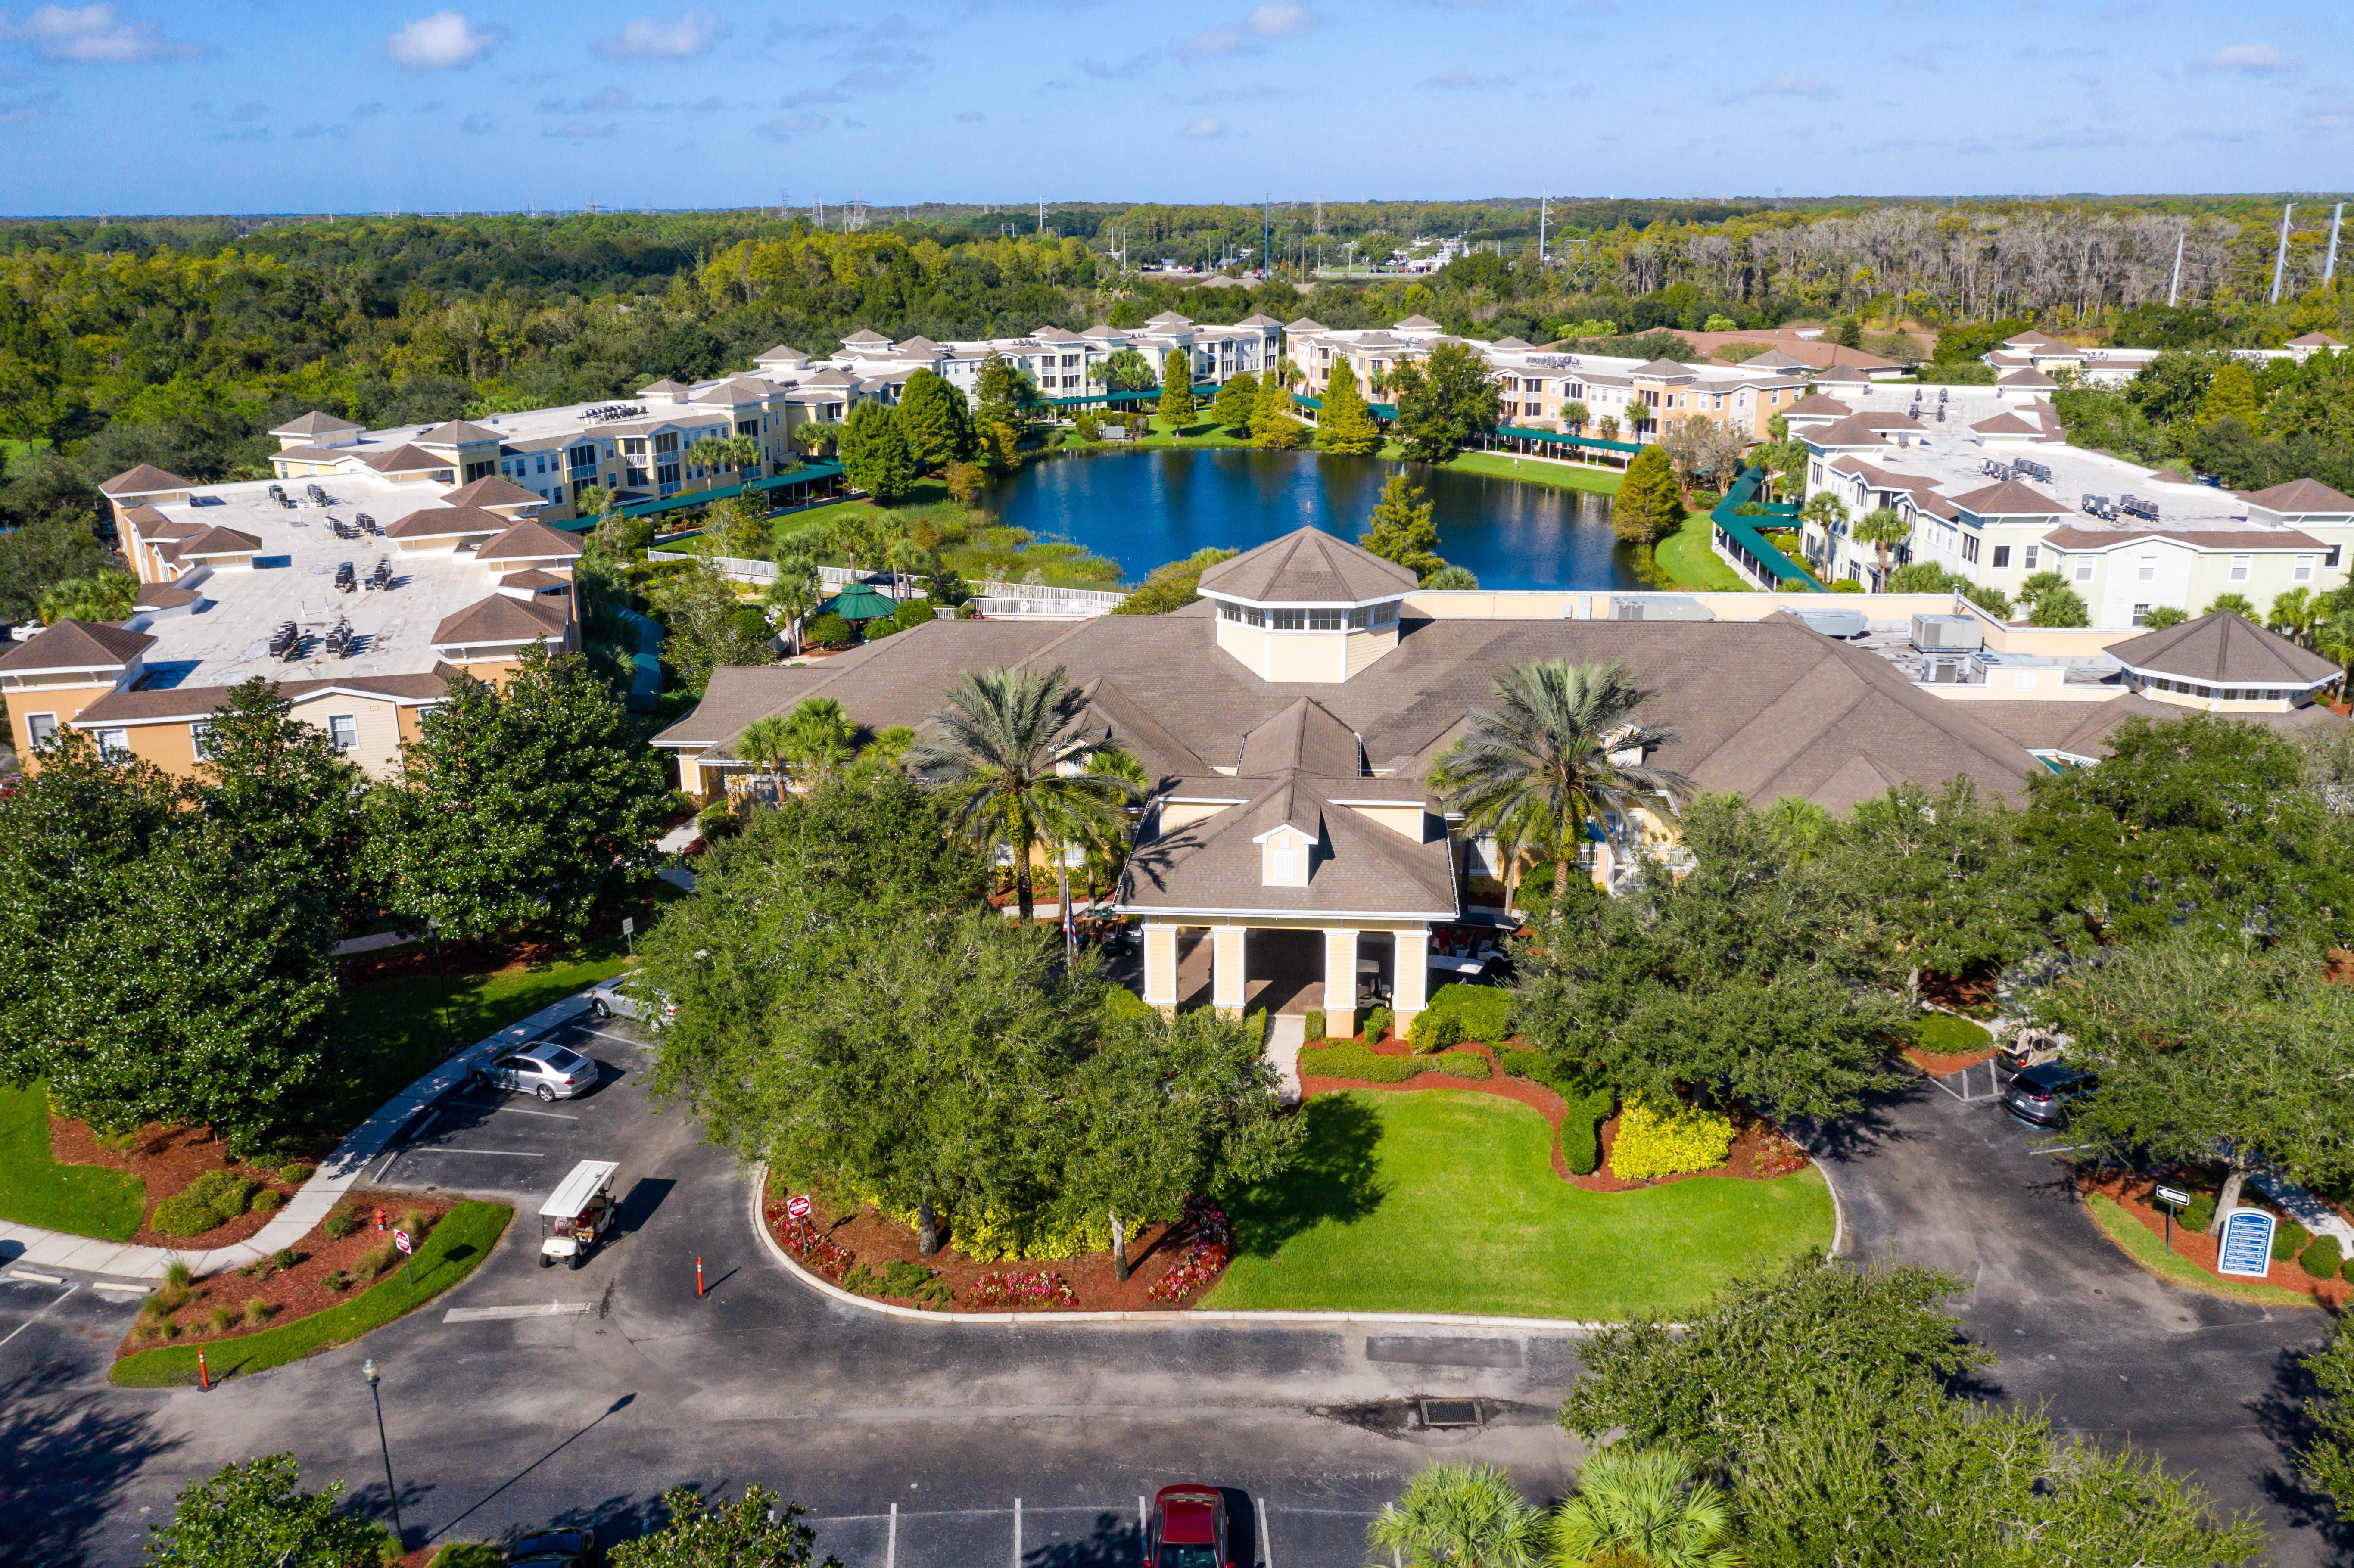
370,1011 -> 663,1205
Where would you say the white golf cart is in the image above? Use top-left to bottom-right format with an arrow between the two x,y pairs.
538,1160 -> 620,1270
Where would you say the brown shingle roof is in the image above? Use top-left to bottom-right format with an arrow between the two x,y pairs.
357,444 -> 455,474
386,505 -> 509,540
2043,525 -> 2325,551
416,420 -> 504,447
1121,769 -> 1458,918
441,476 -> 546,510
2104,611 -> 2342,686
0,618 -> 156,672
475,518 -> 585,563
1782,393 -> 1851,417
177,525 -> 264,556
1809,414 -> 1896,446
432,593 -> 570,646
132,582 -> 202,610
1951,479 -> 2068,516
1197,528 -> 1420,604
99,463 -> 193,496
270,410 -> 362,436
2241,476 -> 2354,515
1236,697 -> 1362,778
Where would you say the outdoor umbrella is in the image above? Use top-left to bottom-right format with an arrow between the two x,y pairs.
827,582 -> 896,622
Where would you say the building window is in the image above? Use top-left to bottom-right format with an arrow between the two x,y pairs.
98,727 -> 129,761
2295,554 -> 2315,582
1991,545 -> 2011,568
1270,608 -> 1307,631
2024,545 -> 2040,571
2132,604 -> 2150,625
1308,607 -> 1344,630
1961,534 -> 1979,564
327,715 -> 358,753
190,720 -> 215,761
2229,554 -> 2250,582
2073,557 -> 2093,582
2137,554 -> 2156,582
2329,546 -> 2343,569
24,712 -> 56,750
1346,600 -> 1399,629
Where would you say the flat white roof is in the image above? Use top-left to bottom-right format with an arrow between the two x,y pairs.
540,1159 -> 619,1218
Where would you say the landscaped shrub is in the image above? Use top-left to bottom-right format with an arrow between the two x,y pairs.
1102,987 -> 1158,1026
2273,1220 -> 2312,1262
1607,1100 -> 1736,1182
250,1188 -> 284,1213
150,1172 -> 259,1237
843,1259 -> 953,1304
1406,984 -> 1514,1052
324,1206 -> 362,1241
888,598 -> 938,634
2179,1190 -> 2218,1234
697,800 -> 744,842
1361,1005 -> 1392,1045
1303,1008 -> 1326,1043
1498,1050 -> 1614,1176
2299,1235 -> 2343,1280
276,1163 -> 311,1184
806,611 -> 855,650
1297,1042 -> 1488,1084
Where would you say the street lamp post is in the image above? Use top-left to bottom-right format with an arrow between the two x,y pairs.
363,1358 -> 404,1549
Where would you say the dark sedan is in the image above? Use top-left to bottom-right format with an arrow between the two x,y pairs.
2004,1061 -> 2098,1129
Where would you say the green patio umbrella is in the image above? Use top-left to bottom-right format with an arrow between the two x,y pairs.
827,582 -> 896,621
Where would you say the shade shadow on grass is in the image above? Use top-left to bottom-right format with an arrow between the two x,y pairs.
1224,1094 -> 1386,1259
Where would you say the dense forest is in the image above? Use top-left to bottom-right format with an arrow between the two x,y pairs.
0,196 -> 2349,623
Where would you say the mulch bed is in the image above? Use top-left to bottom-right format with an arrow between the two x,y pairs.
762,1182 -> 1221,1313
48,1118 -> 318,1249
1918,970 -> 1999,1017
115,1192 -> 456,1356
1300,1036 -> 1812,1192
1901,1042 -> 1999,1075
2078,1170 -> 2351,1306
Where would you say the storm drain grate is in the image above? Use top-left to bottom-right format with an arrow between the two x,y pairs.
1419,1397 -> 1482,1429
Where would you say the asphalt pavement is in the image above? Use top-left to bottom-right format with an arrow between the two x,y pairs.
4,1014 -> 2348,1567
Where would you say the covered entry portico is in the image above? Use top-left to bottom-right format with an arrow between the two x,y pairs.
1139,916 -> 1430,1027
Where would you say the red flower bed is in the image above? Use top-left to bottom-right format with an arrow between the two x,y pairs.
1146,1198 -> 1233,1305
965,1269 -> 1077,1309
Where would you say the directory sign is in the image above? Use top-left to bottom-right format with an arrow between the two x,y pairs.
2216,1209 -> 2275,1279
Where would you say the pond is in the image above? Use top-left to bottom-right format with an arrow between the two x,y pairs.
986,448 -> 1645,592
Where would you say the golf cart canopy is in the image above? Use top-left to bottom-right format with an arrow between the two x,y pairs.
539,1160 -> 619,1219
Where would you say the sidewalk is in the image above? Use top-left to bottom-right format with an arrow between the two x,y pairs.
0,990 -> 599,1285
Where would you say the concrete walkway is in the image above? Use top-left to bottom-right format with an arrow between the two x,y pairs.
0,990 -> 600,1285
1264,1013 -> 1305,1105
2248,1162 -> 2354,1249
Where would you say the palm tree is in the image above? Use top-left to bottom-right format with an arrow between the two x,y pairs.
2315,609 -> 2354,688
1429,661 -> 1694,902
2204,592 -> 2258,620
2267,586 -> 2316,645
735,713 -> 792,803
1368,1462 -> 1547,1568
686,433 -> 763,485
794,421 -> 841,459
904,666 -> 1139,921
1852,506 -> 1911,589
1550,1447 -> 1740,1568
783,697 -> 856,787
763,552 -> 823,655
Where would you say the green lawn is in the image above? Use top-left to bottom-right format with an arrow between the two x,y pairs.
323,942 -> 638,1131
1652,510 -> 1753,592
0,1083 -> 148,1239
1913,1012 -> 1993,1056
1202,1090 -> 1833,1319
1442,450 -> 1624,495
2082,1194 -> 2315,1308
111,1202 -> 513,1385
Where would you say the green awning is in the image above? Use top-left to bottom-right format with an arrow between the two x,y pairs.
827,583 -> 896,621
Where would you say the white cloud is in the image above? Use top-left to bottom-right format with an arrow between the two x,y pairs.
2297,101 -> 2351,133
351,99 -> 389,117
0,89 -> 56,122
0,4 -> 208,64
2190,43 -> 2301,74
388,11 -> 504,71
755,112 -> 828,140
1420,68 -> 1510,89
1178,115 -> 1227,137
1755,71 -> 1834,97
1172,4 -> 1318,61
1246,3 -> 1317,38
593,7 -> 726,62
547,121 -> 617,139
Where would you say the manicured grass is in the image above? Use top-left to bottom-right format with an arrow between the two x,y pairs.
1651,510 -> 1753,592
1442,450 -> 1624,495
2082,1194 -> 2315,1308
1202,1090 -> 1833,1319
1913,1012 -> 1993,1055
324,942 -> 637,1129
110,1201 -> 513,1385
0,1083 -> 147,1240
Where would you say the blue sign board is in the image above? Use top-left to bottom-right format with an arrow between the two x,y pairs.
2216,1209 -> 2276,1279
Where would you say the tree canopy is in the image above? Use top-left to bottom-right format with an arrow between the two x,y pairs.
1387,340 -> 1501,463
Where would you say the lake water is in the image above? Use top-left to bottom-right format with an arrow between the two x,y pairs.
987,448 -> 1643,592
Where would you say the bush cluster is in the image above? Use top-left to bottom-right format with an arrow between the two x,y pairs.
1498,1049 -> 1615,1176
1608,1100 -> 1736,1182
860,1190 -> 1115,1262
150,1172 -> 260,1237
2300,1235 -> 2344,1281
1303,1008 -> 1326,1043
1298,1042 -> 1489,1084
1361,1005 -> 1393,1045
1406,984 -> 1514,1052
2274,1219 -> 2313,1262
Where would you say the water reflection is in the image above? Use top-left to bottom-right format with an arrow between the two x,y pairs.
987,449 -> 1644,592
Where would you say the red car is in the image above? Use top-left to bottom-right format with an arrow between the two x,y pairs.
1146,1485 -> 1231,1568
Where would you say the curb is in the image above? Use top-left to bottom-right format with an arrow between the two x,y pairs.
745,1164 -> 1609,1335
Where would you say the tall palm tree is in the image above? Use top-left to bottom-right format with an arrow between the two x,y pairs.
1429,661 -> 1693,902
763,553 -> 823,655
1549,1447 -> 1740,1568
2267,586 -> 2316,646
686,433 -> 763,485
782,697 -> 856,787
735,713 -> 793,803
1368,1461 -> 1547,1568
1852,506 -> 1911,589
905,667 -> 1139,921
2316,609 -> 2354,689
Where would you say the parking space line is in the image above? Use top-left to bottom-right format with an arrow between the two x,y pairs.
446,1099 -> 580,1120
6,1270 -> 65,1285
399,1148 -> 547,1157
1258,1496 -> 1274,1568
572,1027 -> 642,1045
0,1284 -> 75,1350
443,1302 -> 591,1322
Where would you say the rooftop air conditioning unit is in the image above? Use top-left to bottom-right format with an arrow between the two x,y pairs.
1791,606 -> 1868,638
1911,613 -> 1983,652
1610,594 -> 1714,622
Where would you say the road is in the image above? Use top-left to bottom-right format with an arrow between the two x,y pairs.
1,1016 -> 2344,1566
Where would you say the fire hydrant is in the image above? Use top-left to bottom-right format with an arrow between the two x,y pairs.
374,1207 -> 386,1233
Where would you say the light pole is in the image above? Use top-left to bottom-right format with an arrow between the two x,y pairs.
362,1358 -> 404,1549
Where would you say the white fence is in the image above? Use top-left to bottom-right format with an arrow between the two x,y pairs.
644,551 -> 1130,619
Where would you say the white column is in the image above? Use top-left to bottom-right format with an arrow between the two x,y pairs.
1393,925 -> 1429,1023
1142,922 -> 1178,1011
1323,926 -> 1357,1032
1212,925 -> 1248,1015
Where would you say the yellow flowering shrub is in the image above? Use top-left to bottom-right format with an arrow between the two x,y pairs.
861,1191 -> 1114,1262
1607,1100 -> 1735,1182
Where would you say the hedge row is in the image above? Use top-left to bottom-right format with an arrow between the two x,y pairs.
1497,1048 -> 1613,1176
1298,1043 -> 1490,1084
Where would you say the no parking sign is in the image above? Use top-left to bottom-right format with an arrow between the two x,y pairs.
787,1195 -> 812,1220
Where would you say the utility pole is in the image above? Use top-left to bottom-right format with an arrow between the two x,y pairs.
2270,202 -> 2295,305
1263,193 -> 1270,276
816,198 -> 825,230
1038,198 -> 1044,234
1538,190 -> 1548,269
2326,202 -> 2345,286
2167,229 -> 2184,307
1314,191 -> 1322,234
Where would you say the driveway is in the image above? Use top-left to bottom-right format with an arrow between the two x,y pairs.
1819,1075 -> 2347,1566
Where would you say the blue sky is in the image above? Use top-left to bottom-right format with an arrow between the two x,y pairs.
0,1 -> 2345,215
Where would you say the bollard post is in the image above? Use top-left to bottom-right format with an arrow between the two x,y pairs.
696,1255 -> 706,1298
197,1349 -> 209,1391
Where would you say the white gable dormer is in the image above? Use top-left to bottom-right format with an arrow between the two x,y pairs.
1255,824 -> 1313,887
